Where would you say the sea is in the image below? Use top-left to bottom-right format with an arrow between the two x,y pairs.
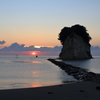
0,55 -> 100,90
0,56 -> 76,90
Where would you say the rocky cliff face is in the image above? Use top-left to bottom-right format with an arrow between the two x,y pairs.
59,33 -> 92,60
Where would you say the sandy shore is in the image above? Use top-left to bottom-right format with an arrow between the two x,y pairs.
0,82 -> 100,100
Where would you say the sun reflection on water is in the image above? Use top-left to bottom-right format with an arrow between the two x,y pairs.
11,61 -> 41,63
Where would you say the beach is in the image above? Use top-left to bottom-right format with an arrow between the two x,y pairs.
0,82 -> 100,100
0,57 -> 100,100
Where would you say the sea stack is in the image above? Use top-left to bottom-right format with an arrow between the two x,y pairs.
58,24 -> 92,60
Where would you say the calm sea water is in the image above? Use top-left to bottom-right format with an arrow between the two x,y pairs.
63,56 -> 100,74
0,56 -> 76,90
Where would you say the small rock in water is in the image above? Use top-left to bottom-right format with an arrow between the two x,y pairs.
60,85 -> 62,87
48,92 -> 53,94
96,86 -> 100,90
80,90 -> 84,92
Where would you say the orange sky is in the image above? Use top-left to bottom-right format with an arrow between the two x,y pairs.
0,0 -> 100,47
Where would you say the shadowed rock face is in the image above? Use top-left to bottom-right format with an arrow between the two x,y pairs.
58,24 -> 92,60
59,33 -> 92,60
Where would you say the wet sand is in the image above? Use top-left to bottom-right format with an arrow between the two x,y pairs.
0,82 -> 100,100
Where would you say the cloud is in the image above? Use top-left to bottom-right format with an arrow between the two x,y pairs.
91,46 -> 100,56
91,46 -> 100,50
0,42 -> 34,51
38,46 -> 62,51
0,40 -> 6,45
0,42 -> 62,51
0,42 -> 100,56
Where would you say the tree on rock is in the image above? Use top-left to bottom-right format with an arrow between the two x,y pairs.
58,24 -> 92,45
58,24 -> 93,60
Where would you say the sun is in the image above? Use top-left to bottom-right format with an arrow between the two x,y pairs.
32,52 -> 36,55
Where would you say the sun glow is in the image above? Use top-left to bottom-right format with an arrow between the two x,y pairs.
32,52 -> 36,55
34,46 -> 54,48
34,46 -> 41,48
30,51 -> 40,56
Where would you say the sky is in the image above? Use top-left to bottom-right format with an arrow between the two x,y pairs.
0,0 -> 100,48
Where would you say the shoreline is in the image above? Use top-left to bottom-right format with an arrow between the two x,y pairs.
48,58 -> 100,83
0,82 -> 100,100
0,59 -> 100,99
